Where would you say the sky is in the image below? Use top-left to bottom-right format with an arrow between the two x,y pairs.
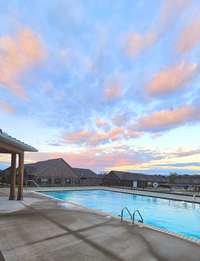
0,0 -> 200,174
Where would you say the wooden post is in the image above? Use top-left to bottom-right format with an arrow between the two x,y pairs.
17,153 -> 24,200
9,153 -> 16,200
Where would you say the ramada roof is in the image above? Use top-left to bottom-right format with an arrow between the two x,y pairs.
0,129 -> 37,152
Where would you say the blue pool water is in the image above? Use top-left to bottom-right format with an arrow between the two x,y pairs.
41,189 -> 200,240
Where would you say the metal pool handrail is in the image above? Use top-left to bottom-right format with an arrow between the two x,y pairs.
120,207 -> 133,223
132,210 -> 143,224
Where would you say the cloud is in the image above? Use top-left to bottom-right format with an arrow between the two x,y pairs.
177,17 -> 200,53
64,128 -> 123,146
157,162 -> 200,167
96,118 -> 108,128
0,101 -> 15,113
64,125 -> 142,146
108,127 -> 124,140
125,0 -> 190,57
146,62 -> 198,96
64,130 -> 91,144
103,79 -> 123,101
138,105 -> 200,132
125,31 -> 157,57
124,128 -> 142,139
0,27 -> 44,99
170,149 -> 200,158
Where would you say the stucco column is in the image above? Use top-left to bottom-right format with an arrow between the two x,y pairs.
17,152 -> 24,200
9,153 -> 16,200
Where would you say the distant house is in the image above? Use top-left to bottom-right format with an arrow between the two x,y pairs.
73,168 -> 103,185
103,171 -> 168,188
25,158 -> 79,186
2,158 -> 79,186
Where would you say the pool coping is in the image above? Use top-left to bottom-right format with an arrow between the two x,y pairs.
34,188 -> 200,246
34,186 -> 200,204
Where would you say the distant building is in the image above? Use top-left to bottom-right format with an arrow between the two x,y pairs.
2,158 -> 79,186
173,175 -> 200,188
103,171 -> 200,189
26,158 -> 79,186
1,158 -> 104,187
103,171 -> 167,188
73,168 -> 103,185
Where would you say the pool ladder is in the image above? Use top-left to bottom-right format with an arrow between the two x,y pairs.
120,207 -> 144,224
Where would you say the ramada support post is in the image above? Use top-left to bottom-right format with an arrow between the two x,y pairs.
17,152 -> 24,200
9,153 -> 17,200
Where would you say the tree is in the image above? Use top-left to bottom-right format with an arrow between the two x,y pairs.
169,172 -> 178,184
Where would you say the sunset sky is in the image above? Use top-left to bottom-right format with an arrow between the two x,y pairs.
1,0 -> 200,174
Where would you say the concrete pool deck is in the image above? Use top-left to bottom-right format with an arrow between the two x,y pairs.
0,187 -> 200,261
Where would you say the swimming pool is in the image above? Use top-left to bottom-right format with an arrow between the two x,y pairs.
41,189 -> 200,241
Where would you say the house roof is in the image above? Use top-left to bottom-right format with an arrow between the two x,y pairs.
106,171 -> 200,184
73,168 -> 97,178
0,130 -> 37,152
107,171 -> 168,182
25,158 -> 77,178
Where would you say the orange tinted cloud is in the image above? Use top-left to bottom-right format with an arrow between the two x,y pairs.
89,132 -> 109,145
0,27 -> 44,99
109,127 -> 124,140
0,101 -> 15,113
126,31 -> 157,57
64,126 -> 141,146
177,17 -> 200,53
64,127 -> 124,146
125,0 -> 189,57
146,62 -> 198,96
124,129 -> 142,139
96,118 -> 108,128
64,130 -> 91,144
104,80 -> 123,101
139,105 -> 199,132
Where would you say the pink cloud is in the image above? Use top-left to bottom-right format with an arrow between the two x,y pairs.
125,31 -> 157,57
124,128 -> 142,139
177,17 -> 200,53
109,127 -> 124,140
146,62 -> 198,96
88,132 -> 110,145
138,105 -> 200,132
64,125 -> 142,146
64,130 -> 91,144
0,27 -> 45,99
96,118 -> 108,128
125,0 -> 190,57
0,101 -> 15,113
104,79 -> 123,101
